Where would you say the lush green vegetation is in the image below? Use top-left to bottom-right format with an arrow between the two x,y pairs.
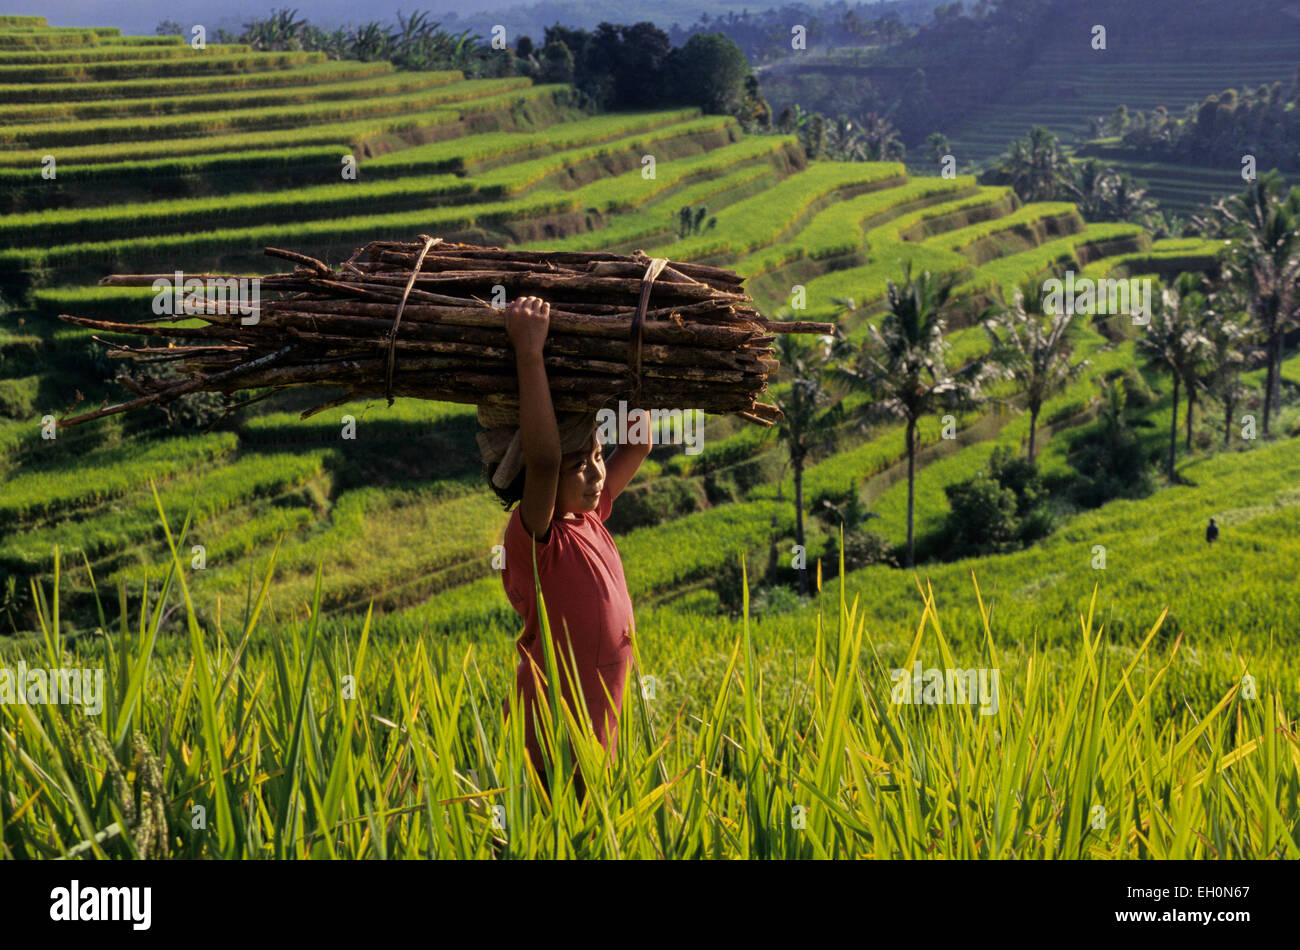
4,510 -> 1295,858
1,12 -> 1296,862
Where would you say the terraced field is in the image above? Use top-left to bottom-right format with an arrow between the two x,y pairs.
938,23 -> 1296,213
943,31 -> 1297,165
2,14 -> 1288,670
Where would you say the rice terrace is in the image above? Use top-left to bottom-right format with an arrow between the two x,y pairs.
0,0 -> 1298,881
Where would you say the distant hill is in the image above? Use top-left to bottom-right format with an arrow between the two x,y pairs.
754,0 -> 1299,212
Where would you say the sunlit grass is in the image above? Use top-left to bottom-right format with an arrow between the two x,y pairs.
1,486 -> 1294,858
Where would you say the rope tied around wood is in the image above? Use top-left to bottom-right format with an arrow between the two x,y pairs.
384,234 -> 441,406
629,254 -> 669,407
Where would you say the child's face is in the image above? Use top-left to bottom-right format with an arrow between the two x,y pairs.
556,434 -> 605,515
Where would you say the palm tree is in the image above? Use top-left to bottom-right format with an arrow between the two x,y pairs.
827,114 -> 865,161
830,263 -> 990,566
772,334 -> 846,595
1215,171 -> 1300,434
983,277 -> 1088,460
348,21 -> 396,61
1136,281 -> 1211,480
1065,158 -> 1117,220
1200,283 -> 1254,447
252,8 -> 306,50
775,103 -> 813,136
924,132 -> 951,168
997,126 -> 1070,202
1171,273 -> 1214,452
1106,172 -> 1159,225
858,112 -> 905,161
395,9 -> 435,53
812,492 -> 887,569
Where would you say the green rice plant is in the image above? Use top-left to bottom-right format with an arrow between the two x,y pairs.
0,44 -> 252,65
564,136 -> 799,218
1,136 -> 788,281
110,37 -> 185,47
0,69 -> 462,122
0,86 -> 565,166
961,223 -> 1148,299
0,29 -> 101,47
644,161 -> 905,261
736,176 -> 975,279
0,372 -> 38,414
1079,239 -> 1227,283
892,185 -> 1018,241
0,51 -> 326,84
1,171 -> 475,246
0,60 -> 396,103
469,115 -> 740,194
528,162 -> 777,253
819,434 -> 1300,648
754,187 -> 1019,321
748,406 -> 986,508
1279,353 -> 1300,387
0,431 -> 237,528
774,244 -> 970,323
0,146 -> 350,202
1,491 -> 1294,858
108,480 -> 510,622
363,108 -> 704,177
238,396 -> 476,439
924,203 -> 1085,261
0,189 -> 580,280
0,77 -> 531,146
0,25 -> 119,36
0,450 -> 329,574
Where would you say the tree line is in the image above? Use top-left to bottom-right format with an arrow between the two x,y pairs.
173,8 -> 764,118
1091,76 -> 1300,175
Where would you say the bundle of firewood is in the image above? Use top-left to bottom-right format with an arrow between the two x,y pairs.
56,236 -> 835,427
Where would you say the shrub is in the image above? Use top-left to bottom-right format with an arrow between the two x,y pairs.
0,377 -> 35,419
840,530 -> 898,570
1119,365 -> 1156,408
1067,378 -> 1158,507
537,41 -> 573,84
941,446 -> 1053,558
703,470 -> 738,505
749,582 -> 803,618
603,477 -> 700,531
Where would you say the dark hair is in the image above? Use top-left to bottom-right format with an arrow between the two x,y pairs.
484,459 -> 526,511
484,434 -> 600,511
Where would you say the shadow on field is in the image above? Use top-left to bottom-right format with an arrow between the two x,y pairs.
235,388 -> 484,494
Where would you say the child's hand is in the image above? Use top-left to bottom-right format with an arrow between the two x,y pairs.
505,296 -> 549,358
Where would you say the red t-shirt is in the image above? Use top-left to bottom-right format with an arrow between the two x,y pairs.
500,487 -> 635,772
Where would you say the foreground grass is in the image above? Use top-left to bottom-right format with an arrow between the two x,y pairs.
1,485 -> 1295,859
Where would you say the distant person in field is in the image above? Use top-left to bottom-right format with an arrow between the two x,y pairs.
480,295 -> 652,800
1206,517 -> 1219,543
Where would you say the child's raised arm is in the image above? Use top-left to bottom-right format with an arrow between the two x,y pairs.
506,295 -> 561,540
602,408 -> 653,503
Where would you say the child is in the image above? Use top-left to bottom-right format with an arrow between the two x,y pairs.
483,295 -> 653,799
